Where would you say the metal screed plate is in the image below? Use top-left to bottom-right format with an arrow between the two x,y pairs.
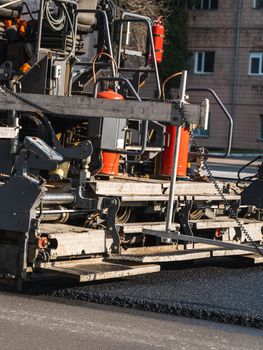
41,259 -> 160,282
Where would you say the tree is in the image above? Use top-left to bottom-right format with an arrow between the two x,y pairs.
159,1 -> 189,97
116,1 -> 189,96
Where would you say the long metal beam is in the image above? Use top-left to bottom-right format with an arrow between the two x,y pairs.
0,91 -> 203,125
142,229 -> 263,255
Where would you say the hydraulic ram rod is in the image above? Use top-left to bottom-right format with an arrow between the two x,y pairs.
43,193 -> 75,205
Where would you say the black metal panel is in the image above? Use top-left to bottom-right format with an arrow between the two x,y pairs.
0,140 -> 13,175
0,175 -> 43,232
241,180 -> 263,209
19,55 -> 49,94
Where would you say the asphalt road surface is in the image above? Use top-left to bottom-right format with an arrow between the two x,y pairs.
26,260 -> 263,329
0,292 -> 262,350
1,157 -> 262,349
207,157 -> 260,179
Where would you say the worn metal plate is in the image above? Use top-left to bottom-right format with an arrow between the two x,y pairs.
190,217 -> 241,229
109,248 -> 261,263
120,195 -> 240,202
239,254 -> 263,264
90,179 -> 164,196
0,91 -> 205,126
41,259 -> 160,282
117,222 -> 180,234
90,179 -> 231,199
40,223 -> 110,257
110,250 -> 211,263
0,127 -> 19,139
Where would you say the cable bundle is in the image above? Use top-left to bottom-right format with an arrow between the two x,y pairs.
44,0 -> 66,31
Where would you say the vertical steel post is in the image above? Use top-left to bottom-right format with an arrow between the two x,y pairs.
165,71 -> 188,233
36,0 -> 44,62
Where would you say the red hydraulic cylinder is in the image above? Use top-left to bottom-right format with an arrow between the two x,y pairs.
97,90 -> 124,176
161,126 -> 190,177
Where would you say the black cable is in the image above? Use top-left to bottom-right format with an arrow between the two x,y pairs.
237,156 -> 262,182
236,156 -> 262,189
23,2 -> 34,20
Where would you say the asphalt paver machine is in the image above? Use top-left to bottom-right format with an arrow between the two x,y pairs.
0,0 -> 262,289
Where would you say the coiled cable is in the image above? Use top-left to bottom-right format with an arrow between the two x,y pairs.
44,0 -> 66,32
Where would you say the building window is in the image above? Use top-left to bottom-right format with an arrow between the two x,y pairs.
194,52 -> 215,74
253,0 -> 263,9
187,0 -> 218,10
249,52 -> 263,75
193,114 -> 210,137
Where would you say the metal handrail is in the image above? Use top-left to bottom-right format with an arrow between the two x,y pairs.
186,88 -> 233,158
77,8 -> 116,76
116,12 -> 162,99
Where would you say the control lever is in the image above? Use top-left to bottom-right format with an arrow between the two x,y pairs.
12,136 -> 63,177
24,136 -> 63,162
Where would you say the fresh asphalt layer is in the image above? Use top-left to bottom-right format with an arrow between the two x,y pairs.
25,260 -> 263,330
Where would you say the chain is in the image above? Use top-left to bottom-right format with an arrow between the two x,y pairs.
1,86 -> 92,121
178,103 -> 263,257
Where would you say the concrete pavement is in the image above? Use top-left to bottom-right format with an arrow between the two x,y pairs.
206,156 -> 260,179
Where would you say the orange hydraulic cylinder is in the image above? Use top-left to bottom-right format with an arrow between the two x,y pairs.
100,151 -> 120,176
97,90 -> 124,176
160,126 -> 190,177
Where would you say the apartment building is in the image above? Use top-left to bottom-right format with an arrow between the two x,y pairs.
187,0 -> 263,151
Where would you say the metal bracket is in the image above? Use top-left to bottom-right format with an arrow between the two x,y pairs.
178,200 -> 194,236
101,197 -> 120,254
72,186 -> 97,210
0,61 -> 13,81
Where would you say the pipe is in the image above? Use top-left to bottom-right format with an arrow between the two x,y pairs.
43,192 -> 75,205
38,209 -> 89,214
165,71 -> 188,234
0,7 -> 19,17
77,9 -> 116,76
0,0 -> 21,9
232,0 -> 242,119
186,87 -> 233,158
36,0 -> 44,62
118,12 -> 162,98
